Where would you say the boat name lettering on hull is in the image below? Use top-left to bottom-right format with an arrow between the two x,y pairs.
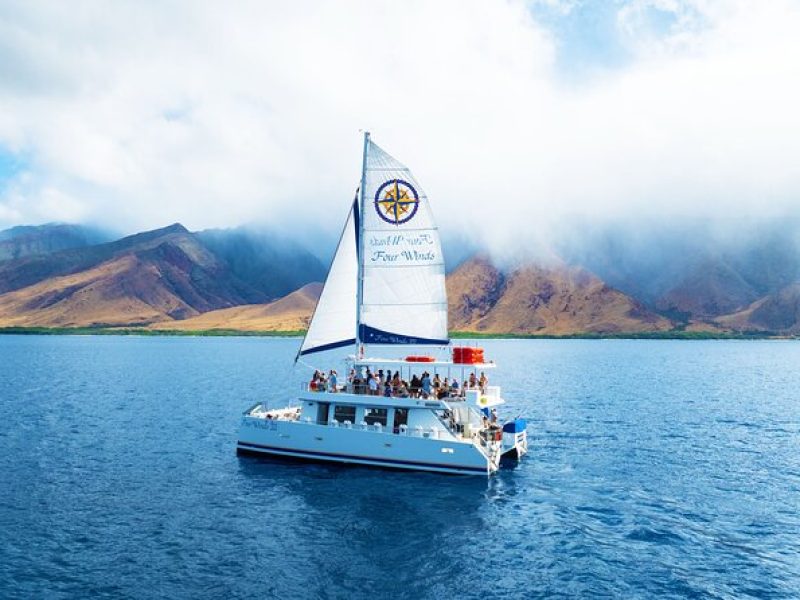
243,419 -> 278,431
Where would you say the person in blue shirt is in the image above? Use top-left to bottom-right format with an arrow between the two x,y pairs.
328,370 -> 338,393
420,372 -> 432,398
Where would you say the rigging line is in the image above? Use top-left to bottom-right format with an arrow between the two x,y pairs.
296,356 -> 329,375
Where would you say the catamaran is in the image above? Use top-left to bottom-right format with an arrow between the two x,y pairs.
236,133 -> 527,476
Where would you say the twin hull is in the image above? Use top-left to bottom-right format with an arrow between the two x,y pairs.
237,417 -> 498,476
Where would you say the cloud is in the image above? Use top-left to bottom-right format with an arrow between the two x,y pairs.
0,0 -> 798,256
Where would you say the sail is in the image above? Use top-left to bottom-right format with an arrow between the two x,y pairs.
358,140 -> 449,345
298,198 -> 359,356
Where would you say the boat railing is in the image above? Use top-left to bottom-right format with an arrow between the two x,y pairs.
478,427 -> 503,448
301,380 -> 470,401
301,382 -> 368,394
243,402 -> 263,415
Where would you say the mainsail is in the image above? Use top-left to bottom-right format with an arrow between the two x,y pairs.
358,138 -> 448,345
298,133 -> 448,358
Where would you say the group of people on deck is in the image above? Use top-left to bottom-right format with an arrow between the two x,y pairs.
309,366 -> 489,399
309,369 -> 338,393
340,368 -> 488,399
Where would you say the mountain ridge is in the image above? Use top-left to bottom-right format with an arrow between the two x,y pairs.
447,256 -> 672,334
0,220 -> 798,335
0,225 -> 262,327
150,282 -> 323,332
0,223 -> 111,263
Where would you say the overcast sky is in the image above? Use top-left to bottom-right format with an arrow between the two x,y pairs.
1,0 -> 799,246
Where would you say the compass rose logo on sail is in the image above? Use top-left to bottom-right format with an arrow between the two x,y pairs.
374,179 -> 420,225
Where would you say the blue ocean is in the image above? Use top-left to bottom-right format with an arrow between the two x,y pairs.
1,335 -> 798,598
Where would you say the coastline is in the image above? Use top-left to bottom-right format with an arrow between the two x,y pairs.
0,326 -> 793,340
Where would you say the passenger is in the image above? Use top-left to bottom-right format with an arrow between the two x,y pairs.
450,379 -> 459,397
410,374 -> 421,398
469,372 -> 477,389
378,369 -> 385,388
316,370 -> 326,391
328,370 -> 338,393
479,372 -> 488,393
383,379 -> 392,397
368,373 -> 379,396
490,407 -> 498,424
392,371 -> 401,388
397,381 -> 410,398
462,381 -> 469,397
421,372 -> 432,397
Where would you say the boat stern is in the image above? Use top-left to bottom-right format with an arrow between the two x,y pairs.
501,418 -> 528,460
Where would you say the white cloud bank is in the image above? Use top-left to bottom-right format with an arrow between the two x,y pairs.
0,0 -> 799,251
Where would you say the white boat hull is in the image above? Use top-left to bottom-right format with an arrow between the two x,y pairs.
237,417 -> 497,476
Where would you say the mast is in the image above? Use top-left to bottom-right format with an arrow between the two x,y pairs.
355,131 -> 370,357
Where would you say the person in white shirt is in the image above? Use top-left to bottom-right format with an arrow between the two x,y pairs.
368,374 -> 379,395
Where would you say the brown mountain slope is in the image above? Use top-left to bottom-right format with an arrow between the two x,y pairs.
0,255 -> 184,326
0,240 -> 673,333
448,256 -> 671,334
656,258 -> 760,319
0,224 -> 191,294
149,256 -> 670,335
0,227 -> 261,327
716,283 -> 800,334
150,283 -> 323,331
447,256 -> 506,327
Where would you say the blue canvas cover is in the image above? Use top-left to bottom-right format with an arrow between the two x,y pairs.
502,419 -> 526,434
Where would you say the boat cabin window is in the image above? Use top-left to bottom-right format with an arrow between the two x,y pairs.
317,402 -> 330,425
364,407 -> 388,427
333,404 -> 356,424
393,408 -> 409,433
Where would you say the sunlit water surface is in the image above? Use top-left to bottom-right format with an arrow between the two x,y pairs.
1,336 -> 798,598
